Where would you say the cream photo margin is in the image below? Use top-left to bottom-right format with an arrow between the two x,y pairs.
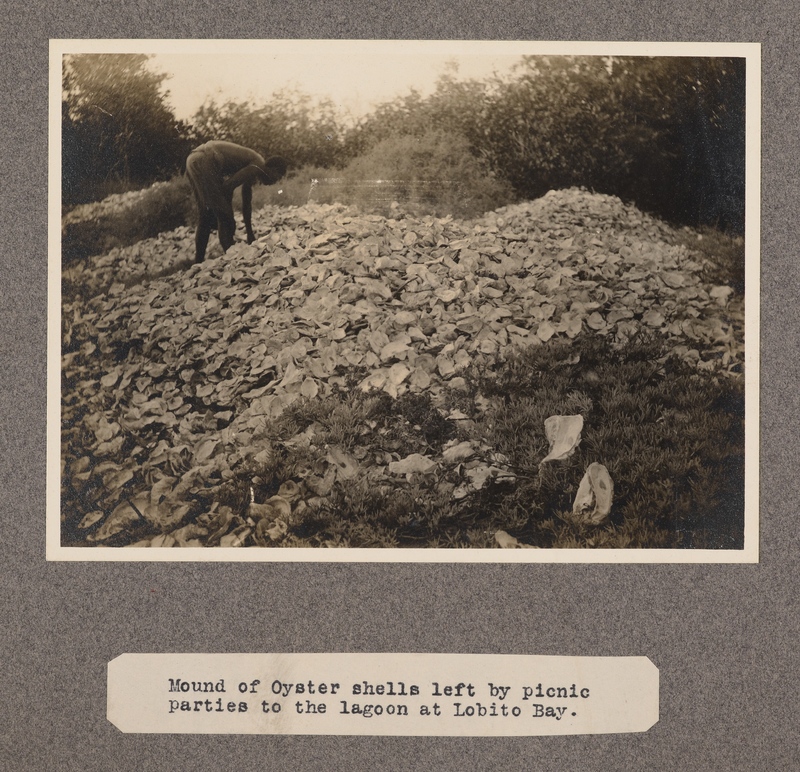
47,39 -> 761,563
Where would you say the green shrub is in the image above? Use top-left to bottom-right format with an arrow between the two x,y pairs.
334,131 -> 514,218
62,54 -> 192,207
344,57 -> 746,232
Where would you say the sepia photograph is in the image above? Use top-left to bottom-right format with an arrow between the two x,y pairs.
49,40 -> 759,561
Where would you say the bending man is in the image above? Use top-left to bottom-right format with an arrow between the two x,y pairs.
185,141 -> 287,263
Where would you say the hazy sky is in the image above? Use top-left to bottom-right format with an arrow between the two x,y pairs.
148,46 -> 522,123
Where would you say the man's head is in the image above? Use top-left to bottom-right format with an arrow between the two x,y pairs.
263,156 -> 288,185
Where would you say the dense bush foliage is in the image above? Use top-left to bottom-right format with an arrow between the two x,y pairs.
349,57 -> 745,231
62,54 -> 746,232
192,91 -> 348,169
343,75 -> 490,156
478,56 -> 746,232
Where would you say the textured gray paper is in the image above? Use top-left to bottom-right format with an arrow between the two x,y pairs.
3,0 -> 799,769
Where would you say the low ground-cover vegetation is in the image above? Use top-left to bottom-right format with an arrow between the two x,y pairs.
60,189 -> 745,549
215,334 -> 742,550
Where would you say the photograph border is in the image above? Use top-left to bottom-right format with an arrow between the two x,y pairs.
48,38 -> 761,563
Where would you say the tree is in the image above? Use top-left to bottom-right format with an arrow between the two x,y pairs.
343,75 -> 492,161
62,54 -> 190,203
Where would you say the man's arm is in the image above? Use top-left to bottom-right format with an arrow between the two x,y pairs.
224,157 -> 287,194
223,164 -> 266,196
241,182 -> 256,243
225,159 -> 287,244
224,165 -> 266,244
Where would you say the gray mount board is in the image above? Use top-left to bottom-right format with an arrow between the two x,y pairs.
3,3 -> 797,771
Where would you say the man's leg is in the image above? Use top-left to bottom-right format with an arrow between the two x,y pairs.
186,150 -> 218,263
195,208 -> 215,263
241,183 -> 256,243
216,197 -> 237,252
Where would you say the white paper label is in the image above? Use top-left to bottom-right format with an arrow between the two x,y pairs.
108,653 -> 658,736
